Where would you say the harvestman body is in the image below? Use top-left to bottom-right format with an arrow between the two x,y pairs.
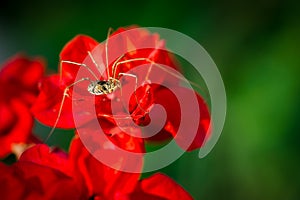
87,79 -> 120,95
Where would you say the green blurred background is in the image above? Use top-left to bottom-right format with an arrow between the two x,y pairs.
1,0 -> 299,199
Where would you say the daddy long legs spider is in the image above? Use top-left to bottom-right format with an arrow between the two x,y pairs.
45,30 -> 207,142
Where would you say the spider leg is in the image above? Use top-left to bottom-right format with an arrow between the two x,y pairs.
118,72 -> 149,114
59,60 -> 98,80
113,57 -> 209,99
105,27 -> 114,78
87,51 -> 106,78
111,54 -> 125,79
45,77 -> 92,142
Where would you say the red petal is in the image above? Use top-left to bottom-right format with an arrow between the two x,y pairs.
107,27 -> 181,81
0,54 -> 45,90
69,136 -> 143,198
131,173 -> 193,200
99,119 -> 145,153
31,75 -> 74,128
0,99 -> 33,158
1,144 -> 90,199
0,101 -> 16,134
17,163 -> 87,199
0,54 -> 45,157
145,85 -> 210,151
59,35 -> 99,80
0,163 -> 25,200
19,144 -> 71,176
0,161 -> 88,200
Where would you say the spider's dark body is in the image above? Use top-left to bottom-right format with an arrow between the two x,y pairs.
87,78 -> 120,95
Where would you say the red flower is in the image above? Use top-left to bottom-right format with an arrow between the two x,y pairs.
0,54 -> 44,158
69,137 -> 192,199
32,26 -> 210,151
0,144 -> 89,200
0,136 -> 192,199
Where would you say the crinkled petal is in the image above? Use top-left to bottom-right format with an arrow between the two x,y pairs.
19,144 -> 71,176
131,173 -> 193,200
60,35 -> 99,80
31,75 -> 74,128
0,163 -> 25,200
0,54 -> 45,90
69,135 -> 143,198
0,54 -> 45,158
0,99 -> 33,158
145,85 -> 210,151
107,27 -> 181,83
0,162 -> 88,200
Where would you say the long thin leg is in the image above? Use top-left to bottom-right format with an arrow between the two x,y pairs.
97,113 -> 139,120
111,54 -> 125,79
87,51 -> 103,77
113,57 -> 207,95
118,72 -> 149,114
59,60 -> 98,80
105,27 -> 114,78
44,77 -> 92,142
